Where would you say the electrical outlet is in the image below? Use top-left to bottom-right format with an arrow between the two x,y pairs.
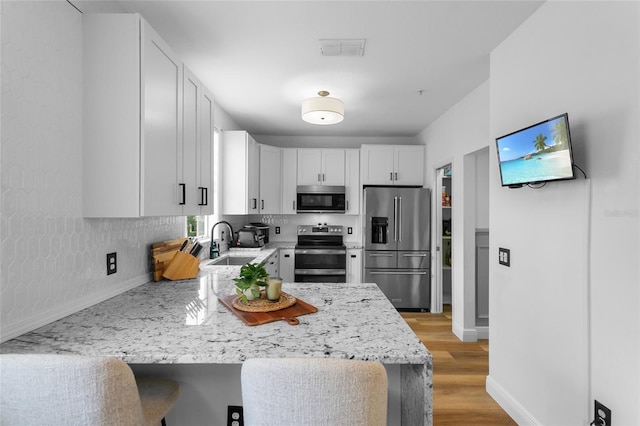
347,227 -> 353,234
106,252 -> 117,275
498,247 -> 510,267
227,405 -> 244,426
275,226 -> 280,234
594,400 -> 611,426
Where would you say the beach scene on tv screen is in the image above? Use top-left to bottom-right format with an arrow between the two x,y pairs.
497,115 -> 573,185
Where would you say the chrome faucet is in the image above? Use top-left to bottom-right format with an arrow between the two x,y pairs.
210,221 -> 235,258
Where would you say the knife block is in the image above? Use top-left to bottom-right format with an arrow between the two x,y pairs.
162,251 -> 200,281
151,238 -> 189,281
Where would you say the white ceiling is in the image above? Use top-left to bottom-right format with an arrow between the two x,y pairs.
72,0 -> 544,137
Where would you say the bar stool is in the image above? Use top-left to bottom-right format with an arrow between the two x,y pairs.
241,358 -> 388,426
0,354 -> 180,426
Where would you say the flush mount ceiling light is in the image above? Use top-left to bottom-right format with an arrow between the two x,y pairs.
301,91 -> 344,125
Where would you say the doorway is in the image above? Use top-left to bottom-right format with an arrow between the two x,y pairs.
433,163 -> 452,314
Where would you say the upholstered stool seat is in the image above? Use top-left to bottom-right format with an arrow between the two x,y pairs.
0,354 -> 179,426
241,358 -> 388,426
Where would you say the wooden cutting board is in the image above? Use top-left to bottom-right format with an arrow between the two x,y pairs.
218,294 -> 318,326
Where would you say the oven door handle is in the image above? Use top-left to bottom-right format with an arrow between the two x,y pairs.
294,249 -> 346,255
295,269 -> 346,275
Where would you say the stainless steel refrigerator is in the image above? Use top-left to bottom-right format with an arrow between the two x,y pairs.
363,187 -> 431,310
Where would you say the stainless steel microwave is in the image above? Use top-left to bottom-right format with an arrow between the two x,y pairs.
296,185 -> 346,214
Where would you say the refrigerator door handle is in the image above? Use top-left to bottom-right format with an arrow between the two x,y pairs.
369,271 -> 428,275
369,253 -> 394,257
398,196 -> 402,242
402,253 -> 428,257
393,196 -> 398,242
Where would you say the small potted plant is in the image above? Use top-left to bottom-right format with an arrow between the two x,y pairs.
233,263 -> 269,302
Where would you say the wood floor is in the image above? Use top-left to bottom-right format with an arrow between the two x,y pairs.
400,306 -> 516,425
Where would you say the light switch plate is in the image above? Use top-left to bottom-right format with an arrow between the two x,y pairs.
498,247 -> 510,267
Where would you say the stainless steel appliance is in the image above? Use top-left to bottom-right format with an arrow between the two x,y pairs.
249,222 -> 270,243
364,187 -> 431,310
296,186 -> 346,214
236,226 -> 265,248
295,224 -> 346,282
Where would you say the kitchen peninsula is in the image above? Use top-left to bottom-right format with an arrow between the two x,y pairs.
0,249 -> 432,425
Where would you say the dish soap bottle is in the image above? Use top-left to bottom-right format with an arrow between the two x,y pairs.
210,241 -> 219,259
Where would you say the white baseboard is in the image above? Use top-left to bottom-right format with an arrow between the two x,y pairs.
486,375 -> 541,425
452,321 -> 478,342
0,274 -> 150,343
476,325 -> 489,339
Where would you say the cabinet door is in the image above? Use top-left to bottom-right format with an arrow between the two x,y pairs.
259,144 -> 281,214
345,149 -> 360,214
321,149 -> 345,186
182,67 -> 201,216
221,131 -> 249,214
279,249 -> 295,282
346,249 -> 362,283
297,149 -> 323,185
394,146 -> 425,186
264,251 -> 279,277
281,149 -> 297,214
141,20 -> 183,216
198,86 -> 214,215
247,135 -> 260,213
83,14 -> 141,217
361,145 -> 394,185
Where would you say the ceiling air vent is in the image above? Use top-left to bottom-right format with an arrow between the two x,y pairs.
319,39 -> 366,56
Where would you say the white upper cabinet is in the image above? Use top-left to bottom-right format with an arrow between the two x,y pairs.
198,86 -> 215,215
361,145 -> 425,186
281,148 -> 298,214
183,67 -> 214,216
259,144 -> 282,214
345,149 -> 360,214
222,131 -> 260,215
82,14 -> 213,217
297,149 -> 345,186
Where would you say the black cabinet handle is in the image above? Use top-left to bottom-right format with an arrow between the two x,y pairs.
252,198 -> 257,209
198,187 -> 208,206
179,183 -> 186,205
261,199 -> 264,210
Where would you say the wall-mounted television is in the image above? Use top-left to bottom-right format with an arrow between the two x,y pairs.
496,113 -> 575,188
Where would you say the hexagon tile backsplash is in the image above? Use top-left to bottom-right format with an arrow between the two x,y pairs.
0,0 -> 185,342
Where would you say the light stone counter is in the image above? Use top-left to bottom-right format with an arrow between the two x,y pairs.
0,251 -> 432,425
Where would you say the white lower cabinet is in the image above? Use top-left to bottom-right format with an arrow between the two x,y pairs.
279,249 -> 295,282
346,248 -> 362,283
264,251 -> 279,277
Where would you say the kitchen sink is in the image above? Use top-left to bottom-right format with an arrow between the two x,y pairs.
206,256 -> 255,266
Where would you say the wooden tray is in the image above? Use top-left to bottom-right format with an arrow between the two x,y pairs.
218,294 -> 317,326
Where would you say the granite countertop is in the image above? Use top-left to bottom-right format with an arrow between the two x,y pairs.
0,247 -> 431,367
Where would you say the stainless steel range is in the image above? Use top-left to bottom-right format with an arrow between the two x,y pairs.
294,224 -> 346,283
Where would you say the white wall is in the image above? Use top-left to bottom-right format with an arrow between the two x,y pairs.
0,1 -> 184,342
417,81 -> 490,340
488,2 -> 639,425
